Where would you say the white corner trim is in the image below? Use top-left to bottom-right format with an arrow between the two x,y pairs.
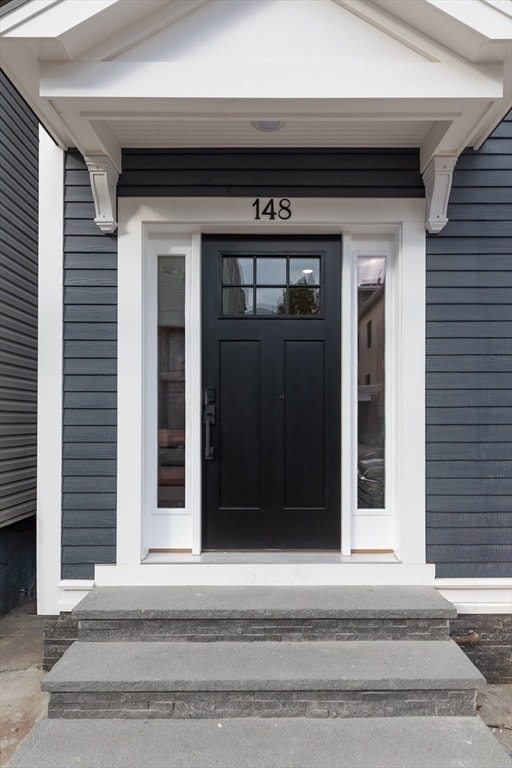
422,155 -> 457,234
436,578 -> 512,614
37,127 -> 64,616
84,154 -> 119,233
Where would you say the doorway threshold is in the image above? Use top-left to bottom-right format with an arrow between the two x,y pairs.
95,557 -> 435,589
143,551 -> 399,565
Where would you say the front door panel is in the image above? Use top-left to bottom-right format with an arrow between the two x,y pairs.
202,236 -> 341,550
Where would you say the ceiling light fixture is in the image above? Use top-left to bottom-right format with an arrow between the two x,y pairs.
251,120 -> 286,132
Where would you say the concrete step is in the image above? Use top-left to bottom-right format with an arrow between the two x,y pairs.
72,585 -> 455,643
7,716 -> 512,768
43,639 -> 484,719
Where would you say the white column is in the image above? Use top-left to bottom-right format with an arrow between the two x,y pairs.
116,218 -> 144,564
396,220 -> 427,564
37,127 -> 64,614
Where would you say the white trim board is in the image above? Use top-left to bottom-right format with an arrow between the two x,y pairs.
2,0 -> 510,174
37,127 -> 64,616
56,574 -> 511,614
112,196 -> 427,583
436,579 -> 512,614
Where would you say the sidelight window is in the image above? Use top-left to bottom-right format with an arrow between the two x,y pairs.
157,255 -> 185,508
357,256 -> 386,510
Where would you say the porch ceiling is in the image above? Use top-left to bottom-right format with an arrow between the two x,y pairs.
90,118 -> 435,149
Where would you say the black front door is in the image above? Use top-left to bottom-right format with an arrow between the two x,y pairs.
202,236 -> 341,550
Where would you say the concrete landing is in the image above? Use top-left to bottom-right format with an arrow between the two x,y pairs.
74,585 -> 456,619
7,716 -> 512,768
43,640 -> 483,692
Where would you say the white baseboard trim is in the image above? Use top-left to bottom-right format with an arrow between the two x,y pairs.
435,578 -> 512,614
94,562 -> 436,589
47,575 -> 511,615
56,580 -> 95,612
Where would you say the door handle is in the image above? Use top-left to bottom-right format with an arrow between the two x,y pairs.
203,388 -> 216,460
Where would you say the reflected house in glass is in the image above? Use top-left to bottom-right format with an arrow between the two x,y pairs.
223,257 -> 253,315
158,256 -> 186,507
357,258 -> 385,508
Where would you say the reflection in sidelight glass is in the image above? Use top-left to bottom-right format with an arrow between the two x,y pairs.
357,257 -> 385,509
158,255 -> 185,508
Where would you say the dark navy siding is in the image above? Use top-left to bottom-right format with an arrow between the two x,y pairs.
118,148 -> 424,197
62,150 -> 117,579
62,148 -> 423,578
0,70 -> 38,529
64,141 -> 510,578
0,70 -> 38,613
426,113 -> 512,579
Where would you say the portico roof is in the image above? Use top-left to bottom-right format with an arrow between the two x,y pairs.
1,0 -> 511,231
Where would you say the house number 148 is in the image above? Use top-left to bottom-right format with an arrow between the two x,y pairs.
252,198 -> 292,220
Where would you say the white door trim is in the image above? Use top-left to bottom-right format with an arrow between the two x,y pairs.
108,196 -> 427,582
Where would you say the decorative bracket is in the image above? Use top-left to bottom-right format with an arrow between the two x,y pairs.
84,155 -> 119,234
422,155 -> 457,234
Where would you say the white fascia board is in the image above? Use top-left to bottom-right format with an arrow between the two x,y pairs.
54,0 -> 170,62
76,0 -> 209,62
0,40 -> 122,164
426,0 -> 512,40
0,0 -> 119,37
39,60 -> 502,101
0,40 -> 73,148
373,0 -> 512,62
1,0 -> 202,62
484,0 -> 512,14
0,0 -> 58,31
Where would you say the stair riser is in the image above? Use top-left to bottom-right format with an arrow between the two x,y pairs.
48,689 -> 476,719
77,618 -> 451,643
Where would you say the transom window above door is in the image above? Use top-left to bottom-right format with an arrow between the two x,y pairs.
222,254 -> 321,317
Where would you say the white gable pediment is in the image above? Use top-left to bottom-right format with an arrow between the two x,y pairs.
1,0 -> 511,232
114,0 -> 428,64
2,0 -> 509,154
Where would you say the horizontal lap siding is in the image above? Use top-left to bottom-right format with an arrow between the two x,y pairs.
426,114 -> 512,578
118,148 -> 423,197
62,148 -> 421,576
62,151 -> 117,579
0,71 -> 38,527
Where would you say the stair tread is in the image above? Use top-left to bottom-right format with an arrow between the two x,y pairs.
43,640 -> 484,692
8,716 -> 511,768
74,585 -> 456,619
